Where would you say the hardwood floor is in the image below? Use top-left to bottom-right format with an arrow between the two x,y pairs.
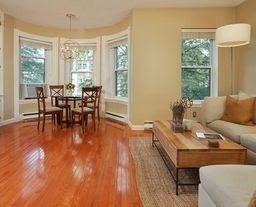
0,119 -> 150,206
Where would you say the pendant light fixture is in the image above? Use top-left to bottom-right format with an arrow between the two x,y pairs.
60,14 -> 80,61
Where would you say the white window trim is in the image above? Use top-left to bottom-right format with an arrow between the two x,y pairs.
102,27 -> 130,102
181,29 -> 218,101
59,37 -> 101,86
14,29 -> 58,118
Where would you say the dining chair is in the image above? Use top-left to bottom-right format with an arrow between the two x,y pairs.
71,87 -> 98,132
49,85 -> 71,123
86,86 -> 102,122
36,87 -> 63,131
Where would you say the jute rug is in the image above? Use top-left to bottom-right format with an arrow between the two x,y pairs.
129,137 -> 198,207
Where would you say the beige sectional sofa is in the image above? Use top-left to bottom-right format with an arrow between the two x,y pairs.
202,95 -> 256,164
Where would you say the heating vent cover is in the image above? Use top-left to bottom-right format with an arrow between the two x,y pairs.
20,83 -> 47,99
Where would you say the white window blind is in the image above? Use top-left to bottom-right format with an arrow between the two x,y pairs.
107,35 -> 128,48
20,37 -> 52,50
182,29 -> 216,39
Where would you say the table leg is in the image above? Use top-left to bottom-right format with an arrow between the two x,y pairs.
176,168 -> 179,195
152,132 -> 154,146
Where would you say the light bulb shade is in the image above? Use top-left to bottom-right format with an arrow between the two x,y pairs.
215,23 -> 251,47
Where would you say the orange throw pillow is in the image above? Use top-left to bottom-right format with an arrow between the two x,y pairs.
221,95 -> 255,126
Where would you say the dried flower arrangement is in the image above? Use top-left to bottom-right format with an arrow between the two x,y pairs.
170,97 -> 193,132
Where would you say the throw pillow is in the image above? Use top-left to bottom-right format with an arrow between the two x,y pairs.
248,190 -> 256,207
238,91 -> 256,124
238,91 -> 251,100
221,95 -> 255,126
203,96 -> 226,124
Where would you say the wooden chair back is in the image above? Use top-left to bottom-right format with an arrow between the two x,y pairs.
93,86 -> 102,108
35,86 -> 46,113
81,87 -> 99,111
49,85 -> 64,106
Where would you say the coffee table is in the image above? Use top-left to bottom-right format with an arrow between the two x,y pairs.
152,120 -> 246,195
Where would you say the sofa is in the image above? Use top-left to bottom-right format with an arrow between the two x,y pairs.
201,95 -> 256,164
199,165 -> 256,207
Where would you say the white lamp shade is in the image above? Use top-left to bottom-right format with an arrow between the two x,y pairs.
215,23 -> 251,47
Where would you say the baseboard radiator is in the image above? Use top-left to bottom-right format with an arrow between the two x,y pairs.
144,121 -> 153,130
22,112 -> 51,121
105,111 -> 127,123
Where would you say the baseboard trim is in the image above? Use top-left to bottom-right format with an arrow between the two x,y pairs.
0,117 -> 21,126
127,120 -> 144,130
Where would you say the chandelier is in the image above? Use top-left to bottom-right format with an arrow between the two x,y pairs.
60,14 -> 80,61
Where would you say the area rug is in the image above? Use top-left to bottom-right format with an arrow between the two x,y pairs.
129,137 -> 198,207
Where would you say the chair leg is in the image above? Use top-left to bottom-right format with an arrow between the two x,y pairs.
81,113 -> 84,133
37,113 -> 40,130
85,114 -> 88,126
52,114 -> 55,125
92,113 -> 96,131
60,112 -> 63,128
71,112 -> 74,127
97,107 -> 100,122
42,114 -> 45,132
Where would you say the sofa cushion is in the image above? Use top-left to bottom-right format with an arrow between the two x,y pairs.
207,120 -> 256,143
203,96 -> 226,124
200,165 -> 256,207
240,134 -> 256,152
221,95 -> 255,126
248,190 -> 256,207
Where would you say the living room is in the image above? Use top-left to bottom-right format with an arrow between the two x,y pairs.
0,0 -> 255,206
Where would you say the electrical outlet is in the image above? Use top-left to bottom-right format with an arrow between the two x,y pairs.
192,112 -> 197,117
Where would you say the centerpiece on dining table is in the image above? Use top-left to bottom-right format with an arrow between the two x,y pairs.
170,97 -> 193,132
65,82 -> 75,95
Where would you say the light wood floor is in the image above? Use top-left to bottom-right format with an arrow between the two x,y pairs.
0,118 -> 151,206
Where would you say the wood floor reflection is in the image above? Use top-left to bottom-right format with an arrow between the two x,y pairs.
0,119 -> 149,207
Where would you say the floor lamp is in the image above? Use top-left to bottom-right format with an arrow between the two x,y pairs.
215,23 -> 251,94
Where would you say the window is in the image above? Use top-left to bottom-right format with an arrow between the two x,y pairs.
71,48 -> 95,94
20,45 -> 46,84
60,37 -> 100,95
114,44 -> 128,97
18,37 -> 53,99
181,30 -> 217,100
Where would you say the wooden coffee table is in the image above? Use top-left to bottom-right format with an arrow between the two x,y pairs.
152,120 -> 246,195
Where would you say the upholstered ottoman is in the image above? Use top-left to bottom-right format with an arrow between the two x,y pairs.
199,165 -> 256,207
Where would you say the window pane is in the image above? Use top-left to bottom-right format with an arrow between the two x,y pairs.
182,68 -> 211,100
20,45 -> 45,84
182,39 -> 211,66
21,45 -> 45,58
115,44 -> 128,70
73,49 -> 94,72
71,72 -> 93,94
114,44 -> 128,98
116,71 -> 128,97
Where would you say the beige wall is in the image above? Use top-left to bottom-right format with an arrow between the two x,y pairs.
3,15 -> 14,119
236,0 -> 256,94
130,8 -> 235,125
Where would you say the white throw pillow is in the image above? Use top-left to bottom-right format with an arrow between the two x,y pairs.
202,96 -> 226,124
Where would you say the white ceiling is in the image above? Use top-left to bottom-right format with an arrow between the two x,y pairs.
0,0 -> 246,29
